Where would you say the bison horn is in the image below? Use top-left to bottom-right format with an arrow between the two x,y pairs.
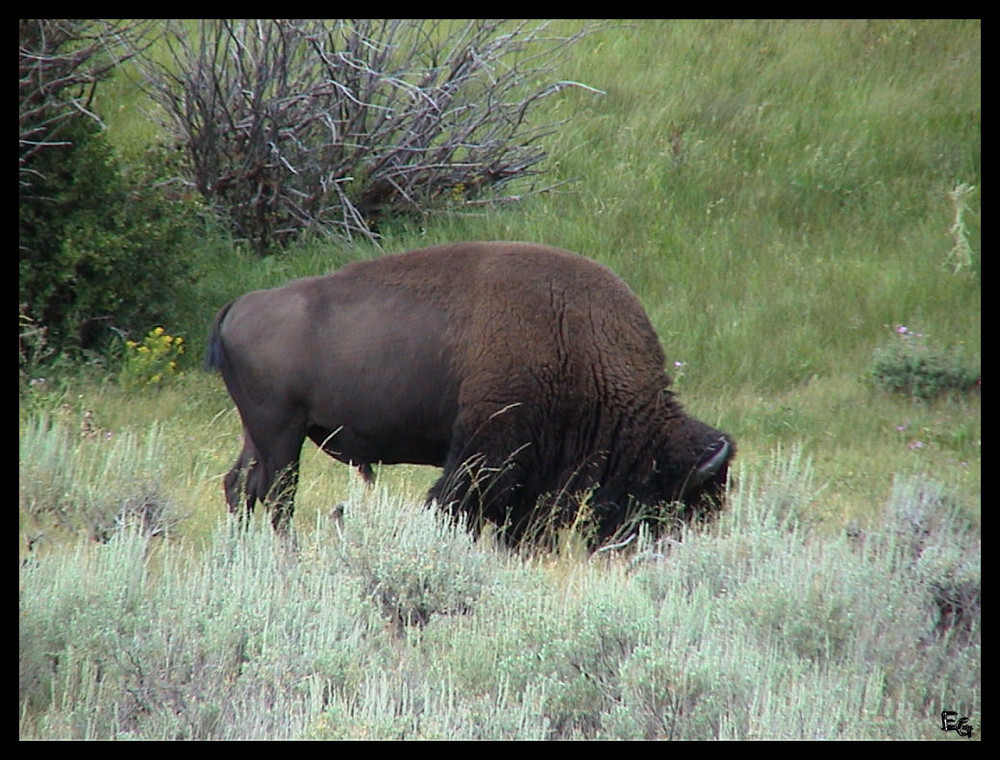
683,437 -> 731,495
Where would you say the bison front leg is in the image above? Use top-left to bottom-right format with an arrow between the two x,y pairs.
429,439 -> 534,545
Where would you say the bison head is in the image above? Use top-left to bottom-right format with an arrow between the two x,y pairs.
653,417 -> 734,520
586,417 -> 734,544
584,417 -> 734,547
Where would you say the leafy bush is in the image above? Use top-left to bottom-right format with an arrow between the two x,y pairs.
120,327 -> 186,389
334,487 -> 496,629
19,119 -> 201,356
19,523 -> 390,740
869,328 -> 980,401
18,414 -> 180,541
19,20 -> 199,359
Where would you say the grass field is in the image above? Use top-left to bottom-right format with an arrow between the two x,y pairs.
20,20 -> 979,740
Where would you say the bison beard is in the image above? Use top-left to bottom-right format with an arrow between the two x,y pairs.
206,241 -> 734,548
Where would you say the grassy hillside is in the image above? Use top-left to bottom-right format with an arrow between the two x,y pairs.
20,20 -> 979,740
32,18 -> 978,529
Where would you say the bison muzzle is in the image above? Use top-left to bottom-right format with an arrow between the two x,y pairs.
206,241 -> 734,546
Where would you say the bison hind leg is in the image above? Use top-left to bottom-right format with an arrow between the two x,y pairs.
224,425 -> 304,534
356,462 -> 376,485
224,442 -> 261,526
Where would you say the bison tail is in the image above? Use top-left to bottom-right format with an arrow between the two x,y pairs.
204,300 -> 235,372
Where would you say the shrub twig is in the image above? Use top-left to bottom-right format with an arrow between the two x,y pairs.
141,20 -> 602,252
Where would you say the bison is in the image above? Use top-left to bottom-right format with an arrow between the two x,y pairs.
206,241 -> 733,546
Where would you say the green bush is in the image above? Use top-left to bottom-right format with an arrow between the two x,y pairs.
119,326 -> 186,389
19,522 -> 391,740
334,487 -> 496,629
18,414 -> 180,542
19,119 -> 200,357
869,330 -> 980,401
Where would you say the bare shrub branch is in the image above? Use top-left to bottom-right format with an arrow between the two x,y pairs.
18,19 -> 157,188
141,20 -> 601,252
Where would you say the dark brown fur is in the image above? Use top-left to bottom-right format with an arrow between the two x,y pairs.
206,242 -> 734,545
